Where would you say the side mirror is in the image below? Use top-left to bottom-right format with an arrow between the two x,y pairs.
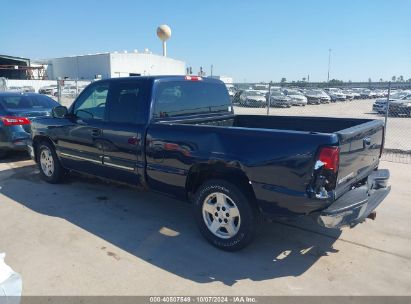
52,106 -> 68,118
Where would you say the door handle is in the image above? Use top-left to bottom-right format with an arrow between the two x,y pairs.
91,129 -> 101,137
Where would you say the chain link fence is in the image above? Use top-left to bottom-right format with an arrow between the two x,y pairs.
231,83 -> 411,163
55,79 -> 92,107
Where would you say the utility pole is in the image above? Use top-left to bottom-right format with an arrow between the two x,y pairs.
210,65 -> 213,77
327,49 -> 332,83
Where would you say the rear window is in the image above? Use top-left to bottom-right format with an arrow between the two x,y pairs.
0,94 -> 58,110
153,81 -> 230,119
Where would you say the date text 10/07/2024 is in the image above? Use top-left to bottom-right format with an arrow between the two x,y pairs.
149,297 -> 258,303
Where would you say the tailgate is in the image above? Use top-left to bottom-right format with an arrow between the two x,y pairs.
335,119 -> 384,198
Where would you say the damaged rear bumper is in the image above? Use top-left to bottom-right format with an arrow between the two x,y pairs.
318,169 -> 390,229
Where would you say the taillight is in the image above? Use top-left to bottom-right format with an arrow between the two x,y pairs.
318,146 -> 339,173
0,116 -> 31,126
185,75 -> 202,81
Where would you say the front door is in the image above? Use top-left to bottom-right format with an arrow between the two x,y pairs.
57,82 -> 109,176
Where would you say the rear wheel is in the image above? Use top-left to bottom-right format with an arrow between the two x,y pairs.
37,142 -> 65,183
193,179 -> 261,251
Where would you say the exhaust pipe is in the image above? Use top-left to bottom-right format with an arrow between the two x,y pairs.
367,211 -> 377,221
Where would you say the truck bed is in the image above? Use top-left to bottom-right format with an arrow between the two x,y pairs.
179,114 -> 384,201
183,114 -> 375,134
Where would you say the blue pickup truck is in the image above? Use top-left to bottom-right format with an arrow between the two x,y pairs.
28,76 -> 390,251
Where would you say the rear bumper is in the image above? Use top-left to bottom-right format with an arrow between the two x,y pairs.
0,126 -> 30,152
0,140 -> 28,152
318,169 -> 390,229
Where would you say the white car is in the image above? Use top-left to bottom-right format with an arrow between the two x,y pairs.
283,89 -> 308,106
325,88 -> 346,102
61,85 -> 79,96
39,85 -> 58,96
239,90 -> 267,107
342,89 -> 356,100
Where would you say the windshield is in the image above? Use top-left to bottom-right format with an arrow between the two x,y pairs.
307,90 -> 321,95
0,94 -> 58,110
270,91 -> 284,96
244,90 -> 265,96
285,90 -> 303,95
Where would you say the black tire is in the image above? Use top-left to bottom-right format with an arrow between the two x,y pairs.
193,179 -> 261,251
37,141 -> 66,183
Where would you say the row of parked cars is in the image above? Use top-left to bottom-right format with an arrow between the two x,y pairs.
230,86 -> 389,108
372,90 -> 411,117
39,84 -> 88,97
6,84 -> 88,97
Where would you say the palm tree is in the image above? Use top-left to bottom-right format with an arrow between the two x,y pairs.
392,76 -> 397,82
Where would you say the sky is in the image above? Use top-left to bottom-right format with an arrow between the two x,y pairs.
1,0 -> 410,82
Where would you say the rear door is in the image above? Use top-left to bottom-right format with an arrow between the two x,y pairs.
99,80 -> 150,185
335,119 -> 384,197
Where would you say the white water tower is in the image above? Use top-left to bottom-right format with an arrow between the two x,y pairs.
157,24 -> 171,57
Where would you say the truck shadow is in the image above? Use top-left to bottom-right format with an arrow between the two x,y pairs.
0,164 -> 341,286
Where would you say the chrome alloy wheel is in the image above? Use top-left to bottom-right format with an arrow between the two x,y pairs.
40,147 -> 54,177
202,192 -> 241,239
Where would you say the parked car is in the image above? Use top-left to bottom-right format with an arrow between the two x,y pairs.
342,89 -> 355,100
359,89 -> 372,99
304,89 -> 326,104
39,85 -> 58,96
61,85 -> 78,96
0,92 -> 59,158
283,89 -> 308,106
22,86 -> 35,93
239,90 -> 266,107
28,76 -> 390,251
325,88 -> 346,102
6,86 -> 23,92
372,91 -> 410,114
388,98 -> 411,117
268,90 -> 292,107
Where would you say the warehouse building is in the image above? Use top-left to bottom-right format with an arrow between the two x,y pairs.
43,51 -> 186,80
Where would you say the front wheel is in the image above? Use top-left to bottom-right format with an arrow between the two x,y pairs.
37,142 -> 66,183
193,179 -> 261,251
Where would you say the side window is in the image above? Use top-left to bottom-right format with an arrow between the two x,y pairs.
107,82 -> 141,124
73,83 -> 108,120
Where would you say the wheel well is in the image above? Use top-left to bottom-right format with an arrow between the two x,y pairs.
186,163 -> 256,203
32,136 -> 55,162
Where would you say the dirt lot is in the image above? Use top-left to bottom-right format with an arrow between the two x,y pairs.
0,154 -> 410,295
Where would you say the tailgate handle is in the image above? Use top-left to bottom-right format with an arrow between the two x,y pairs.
363,137 -> 371,147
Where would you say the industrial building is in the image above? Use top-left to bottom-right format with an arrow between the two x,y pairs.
43,51 -> 186,80
0,54 -> 46,80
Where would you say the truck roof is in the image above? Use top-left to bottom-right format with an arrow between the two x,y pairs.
95,75 -> 224,84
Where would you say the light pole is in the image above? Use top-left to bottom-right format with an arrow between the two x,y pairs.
327,49 -> 332,83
